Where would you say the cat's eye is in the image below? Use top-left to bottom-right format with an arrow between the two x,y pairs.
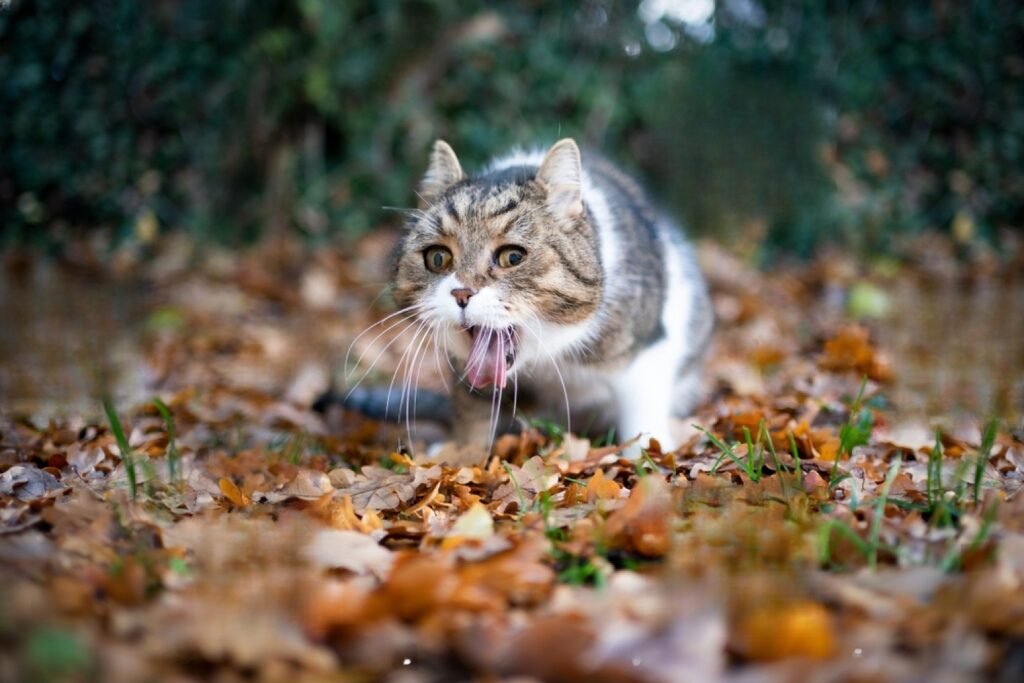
423,245 -> 453,273
495,245 -> 527,268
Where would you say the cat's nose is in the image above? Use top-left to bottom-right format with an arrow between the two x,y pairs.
450,288 -> 475,308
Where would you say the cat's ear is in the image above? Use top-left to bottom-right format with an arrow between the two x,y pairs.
419,140 -> 464,205
537,138 -> 584,219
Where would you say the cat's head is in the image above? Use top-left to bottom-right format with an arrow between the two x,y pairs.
392,138 -> 604,390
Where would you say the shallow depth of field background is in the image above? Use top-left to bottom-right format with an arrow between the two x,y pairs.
2,0 -> 1022,256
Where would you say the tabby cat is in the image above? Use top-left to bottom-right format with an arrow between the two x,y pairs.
386,138 -> 713,452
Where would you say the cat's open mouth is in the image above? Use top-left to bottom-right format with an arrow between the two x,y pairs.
463,325 -> 518,390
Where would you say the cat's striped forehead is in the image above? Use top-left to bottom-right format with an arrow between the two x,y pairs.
414,167 -> 542,239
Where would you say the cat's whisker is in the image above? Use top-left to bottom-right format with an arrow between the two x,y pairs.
488,333 -> 504,446
387,319 -> 429,424
343,317 -> 423,401
404,320 -> 435,446
428,321 -> 452,394
522,314 -> 572,435
487,340 -> 503,454
443,328 -> 458,375
395,318 -> 429,416
344,302 -> 427,376
346,313 -> 418,383
399,326 -> 423,445
381,205 -> 427,217
510,332 -> 520,427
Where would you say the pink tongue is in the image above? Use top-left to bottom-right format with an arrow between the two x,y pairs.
466,329 -> 508,390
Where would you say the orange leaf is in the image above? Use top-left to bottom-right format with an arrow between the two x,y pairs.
737,601 -> 836,661
218,477 -> 249,507
603,476 -> 672,558
586,469 -> 621,502
817,436 -> 841,462
820,325 -> 875,373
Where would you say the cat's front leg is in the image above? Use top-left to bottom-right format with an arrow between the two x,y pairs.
450,375 -> 500,447
611,342 -> 679,459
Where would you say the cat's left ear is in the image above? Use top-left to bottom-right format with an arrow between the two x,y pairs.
537,138 -> 584,219
419,140 -> 464,205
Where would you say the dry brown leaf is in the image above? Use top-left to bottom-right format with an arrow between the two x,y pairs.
0,465 -> 63,501
303,529 -> 393,580
218,477 -> 249,507
333,465 -> 440,513
603,476 -> 672,558
586,469 -> 621,503
492,456 -> 559,513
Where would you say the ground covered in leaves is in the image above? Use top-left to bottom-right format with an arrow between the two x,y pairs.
2,233 -> 1023,683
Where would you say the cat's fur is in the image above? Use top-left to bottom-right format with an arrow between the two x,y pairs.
391,138 -> 713,451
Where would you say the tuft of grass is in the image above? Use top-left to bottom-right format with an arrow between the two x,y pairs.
103,398 -> 138,501
636,449 -> 662,478
557,555 -> 607,587
927,431 -> 944,510
867,456 -> 901,569
528,417 -> 566,447
939,499 -> 1000,573
594,426 -> 617,448
831,377 -> 873,489
701,426 -> 762,482
152,397 -> 180,485
817,517 -> 871,568
534,489 -> 611,588
760,421 -> 789,502
788,431 -> 804,488
973,418 -> 998,505
818,455 -> 902,570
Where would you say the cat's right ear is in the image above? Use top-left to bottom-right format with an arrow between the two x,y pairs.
536,138 -> 584,220
419,140 -> 464,206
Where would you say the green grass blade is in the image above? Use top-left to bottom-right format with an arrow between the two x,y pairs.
973,418 -> 998,505
788,431 -> 804,488
928,432 -> 943,508
939,499 -> 1000,573
741,426 -> 761,481
868,456 -> 901,569
819,518 -> 872,567
103,398 -> 137,501
698,426 -> 746,476
152,397 -> 180,484
761,421 -> 788,502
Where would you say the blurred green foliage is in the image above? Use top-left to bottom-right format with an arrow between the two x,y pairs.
1,0 -> 1021,254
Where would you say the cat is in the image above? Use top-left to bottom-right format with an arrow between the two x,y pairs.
381,138 -> 714,454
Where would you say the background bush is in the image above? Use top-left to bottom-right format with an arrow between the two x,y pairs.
1,0 -> 1021,255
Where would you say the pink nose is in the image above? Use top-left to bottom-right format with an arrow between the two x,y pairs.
451,288 -> 475,308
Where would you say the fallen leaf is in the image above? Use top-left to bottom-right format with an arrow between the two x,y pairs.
333,465 -> 437,513
448,502 -> 494,541
0,465 -> 63,501
303,529 -> 394,580
735,601 -> 836,661
219,477 -> 249,507
586,469 -> 621,502
603,476 -> 672,558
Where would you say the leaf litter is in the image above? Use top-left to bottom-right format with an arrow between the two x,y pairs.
1,233 -> 1023,682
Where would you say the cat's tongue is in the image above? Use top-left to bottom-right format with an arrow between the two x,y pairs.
465,328 -> 508,390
